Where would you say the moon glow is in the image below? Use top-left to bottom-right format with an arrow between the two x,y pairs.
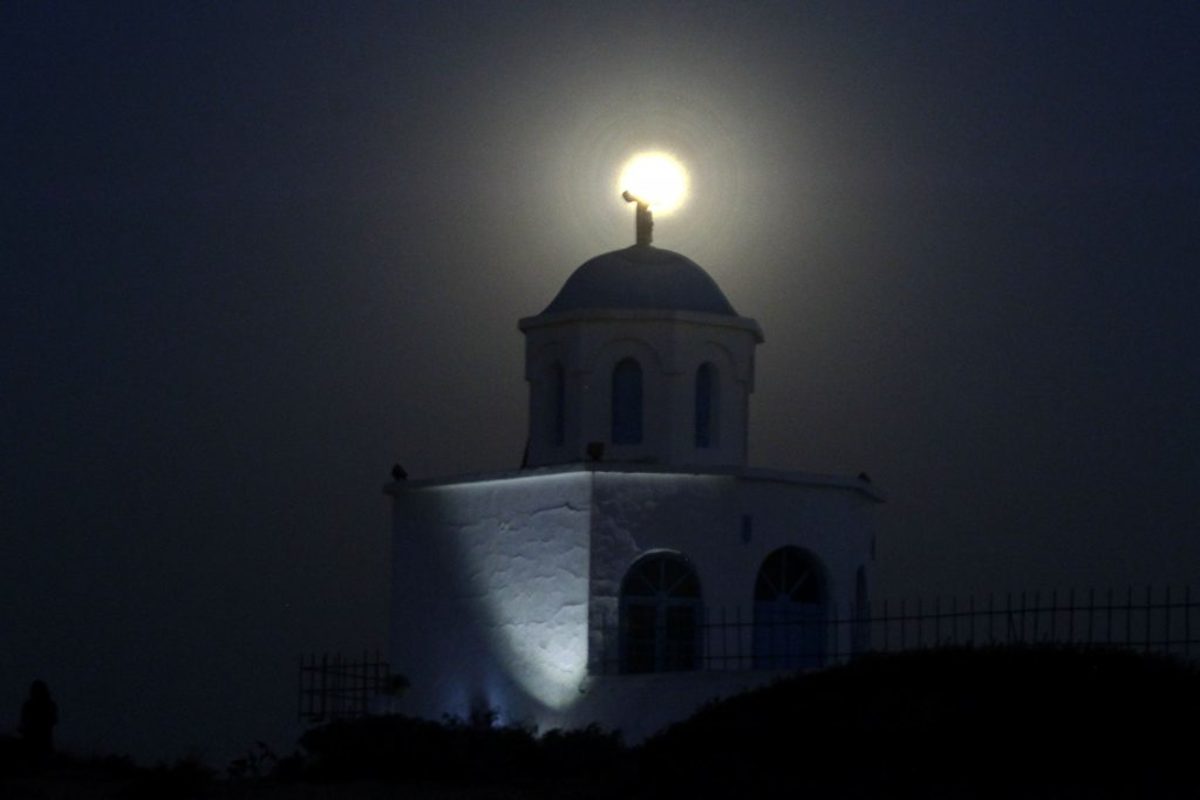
617,151 -> 689,214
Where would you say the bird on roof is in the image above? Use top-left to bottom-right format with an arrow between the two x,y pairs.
392,463 -> 407,481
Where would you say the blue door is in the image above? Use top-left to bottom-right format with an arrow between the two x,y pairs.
620,553 -> 702,673
753,548 -> 826,669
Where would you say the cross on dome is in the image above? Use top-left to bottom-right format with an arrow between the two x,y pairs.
622,190 -> 654,246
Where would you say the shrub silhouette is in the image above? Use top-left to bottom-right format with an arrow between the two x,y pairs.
119,756 -> 215,800
295,714 -> 623,791
637,646 -> 1200,797
286,647 -> 1200,797
297,714 -> 539,785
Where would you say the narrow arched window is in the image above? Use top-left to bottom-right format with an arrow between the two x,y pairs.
548,362 -> 565,446
753,547 -> 827,669
694,362 -> 718,448
611,358 -> 643,445
619,553 -> 702,674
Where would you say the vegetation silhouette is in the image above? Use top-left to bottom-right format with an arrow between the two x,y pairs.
638,645 -> 1200,797
294,713 -> 623,793
0,744 -> 214,799
3,647 -> 1196,797
18,680 -> 57,768
290,646 -> 1200,797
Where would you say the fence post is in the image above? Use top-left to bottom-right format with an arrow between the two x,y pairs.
718,607 -> 725,669
1186,586 -> 1192,660
1185,586 -> 1192,660
729,606 -> 739,671
1067,588 -> 1075,646
1106,588 -> 1113,645
882,599 -> 890,653
969,595 -> 976,647
375,650 -> 382,713
706,606 -> 713,670
934,596 -> 941,647
1144,586 -> 1152,654
1087,588 -> 1094,647
1050,589 -> 1057,642
319,653 -> 328,721
1163,587 -> 1171,656
900,599 -> 907,651
338,653 -> 346,719
916,597 -> 923,649
989,594 -> 996,646
1125,586 -> 1133,647
831,603 -> 839,665
1032,591 -> 1040,642
951,595 -> 958,646
360,649 -> 367,716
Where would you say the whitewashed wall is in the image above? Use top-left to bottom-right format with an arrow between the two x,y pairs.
388,471 -> 593,727
588,470 -> 877,672
387,465 -> 879,738
521,310 -> 762,469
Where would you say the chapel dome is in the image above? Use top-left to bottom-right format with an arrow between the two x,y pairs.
541,244 -> 737,316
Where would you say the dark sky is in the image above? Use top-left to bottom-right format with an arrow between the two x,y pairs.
3,0 -> 1198,764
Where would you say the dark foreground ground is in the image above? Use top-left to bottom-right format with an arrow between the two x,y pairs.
4,646 -> 1199,799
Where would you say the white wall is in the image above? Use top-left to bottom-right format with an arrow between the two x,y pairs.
388,471 -> 593,725
521,309 -> 761,469
387,466 -> 879,739
588,470 -> 877,671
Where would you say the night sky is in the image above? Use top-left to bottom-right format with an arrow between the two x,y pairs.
4,1 -> 1198,764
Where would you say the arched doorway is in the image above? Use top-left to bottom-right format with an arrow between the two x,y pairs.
619,552 -> 702,673
753,547 -> 827,669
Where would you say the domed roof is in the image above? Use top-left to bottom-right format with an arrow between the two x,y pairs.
541,245 -> 737,316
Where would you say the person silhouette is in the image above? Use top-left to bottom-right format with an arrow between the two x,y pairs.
19,680 -> 58,765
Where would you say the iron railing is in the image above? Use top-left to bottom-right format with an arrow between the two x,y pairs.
593,585 -> 1200,674
301,586 -> 1199,718
298,650 -> 390,723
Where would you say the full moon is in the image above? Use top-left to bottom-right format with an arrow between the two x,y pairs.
618,151 -> 689,214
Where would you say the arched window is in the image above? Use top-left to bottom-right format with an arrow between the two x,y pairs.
694,362 -> 718,448
611,358 -> 643,445
753,547 -> 827,669
547,362 -> 565,446
619,553 -> 702,674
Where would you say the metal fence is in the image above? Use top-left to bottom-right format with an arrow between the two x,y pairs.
593,585 -> 1200,674
301,587 -> 1199,717
298,650 -> 390,723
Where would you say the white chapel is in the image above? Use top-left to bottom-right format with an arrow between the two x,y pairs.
386,196 -> 882,739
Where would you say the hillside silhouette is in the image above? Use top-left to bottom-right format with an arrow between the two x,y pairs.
3,646 -> 1197,798
639,645 -> 1200,797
